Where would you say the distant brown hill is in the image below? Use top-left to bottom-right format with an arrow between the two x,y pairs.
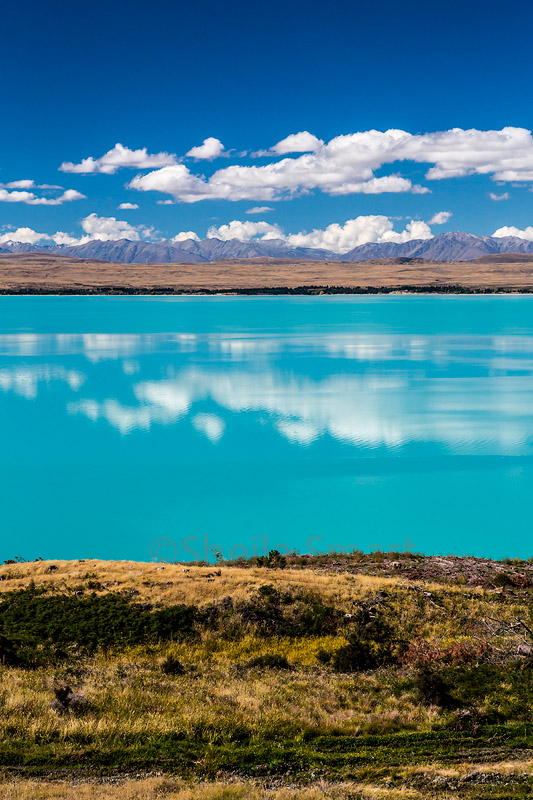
1,252 -> 533,293
466,252 -> 533,264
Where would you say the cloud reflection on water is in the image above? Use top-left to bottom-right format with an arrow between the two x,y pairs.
1,332 -> 533,454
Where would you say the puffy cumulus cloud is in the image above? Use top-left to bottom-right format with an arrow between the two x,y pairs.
131,154 -> 424,203
175,215 -> 432,252
489,192 -> 510,201
327,175 -> 418,196
129,126 -> 533,204
60,143 -> 177,175
493,225 -> 533,241
186,137 -> 225,160
117,202 -> 139,210
51,231 -> 85,245
271,131 -> 323,154
245,206 -> 274,214
129,164 -> 207,202
3,179 -> 35,189
207,220 -> 283,241
0,226 -> 85,246
429,211 -> 452,225
0,227 -> 50,244
172,231 -> 200,242
286,216 -> 432,252
79,213 -> 141,241
0,214 -> 149,247
0,187 -> 85,205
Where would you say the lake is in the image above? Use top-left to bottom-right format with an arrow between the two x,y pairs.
1,295 -> 532,562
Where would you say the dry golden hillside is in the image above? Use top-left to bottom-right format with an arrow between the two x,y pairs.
2,252 -> 533,292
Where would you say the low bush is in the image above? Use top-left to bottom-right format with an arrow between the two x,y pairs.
245,653 -> 291,670
200,585 -> 343,638
331,607 -> 399,672
161,655 -> 186,675
0,633 -> 22,666
50,685 -> 89,715
493,571 -> 516,588
255,550 -> 287,569
401,637 -> 489,666
414,667 -> 457,708
316,648 -> 331,664
0,587 -> 198,664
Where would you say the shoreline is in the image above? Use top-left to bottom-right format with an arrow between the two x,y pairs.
2,284 -> 533,296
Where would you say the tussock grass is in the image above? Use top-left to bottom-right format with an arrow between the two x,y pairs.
0,559 -> 401,607
1,558 -> 533,793
0,778 -> 422,799
0,645 -> 437,742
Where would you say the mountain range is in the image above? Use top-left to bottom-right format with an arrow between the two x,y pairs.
2,231 -> 533,264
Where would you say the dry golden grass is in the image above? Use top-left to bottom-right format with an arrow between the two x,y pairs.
1,560 -> 532,793
2,252 -> 533,292
0,776 -> 433,799
0,643 -> 437,742
3,767 -> 533,800
0,559 -> 468,608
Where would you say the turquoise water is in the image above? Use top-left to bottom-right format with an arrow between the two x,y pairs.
1,295 -> 533,562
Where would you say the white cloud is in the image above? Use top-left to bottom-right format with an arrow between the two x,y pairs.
489,192 -> 510,201
286,216 -> 432,252
4,179 -> 35,189
0,187 -> 85,205
271,131 -> 323,154
0,226 -> 93,246
493,225 -> 533,241
207,220 -> 283,241
186,137 -> 225,160
60,143 -> 177,175
79,213 -> 142,242
182,215 -> 432,252
0,227 -> 50,244
129,126 -> 533,203
0,213 -> 149,247
157,199 -> 175,205
245,206 -> 274,214
172,231 -> 200,242
129,161 -> 422,203
51,231 -> 85,245
429,211 -> 452,225
117,202 -> 139,210
0,212 -> 436,253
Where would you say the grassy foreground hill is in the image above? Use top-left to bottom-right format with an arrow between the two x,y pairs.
0,553 -> 533,798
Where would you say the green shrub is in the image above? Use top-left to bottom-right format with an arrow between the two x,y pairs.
316,648 -> 331,664
0,633 -> 22,666
200,585 -> 343,638
493,571 -> 515,588
0,587 -> 198,664
255,550 -> 287,569
161,655 -> 186,675
331,607 -> 399,672
414,666 -> 457,708
245,653 -> 291,670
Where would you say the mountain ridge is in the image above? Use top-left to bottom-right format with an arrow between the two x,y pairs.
2,231 -> 533,264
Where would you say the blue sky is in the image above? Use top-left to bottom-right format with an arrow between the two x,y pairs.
2,0 -> 533,252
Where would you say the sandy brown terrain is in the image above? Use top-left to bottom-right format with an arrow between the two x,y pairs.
2,252 -> 533,293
